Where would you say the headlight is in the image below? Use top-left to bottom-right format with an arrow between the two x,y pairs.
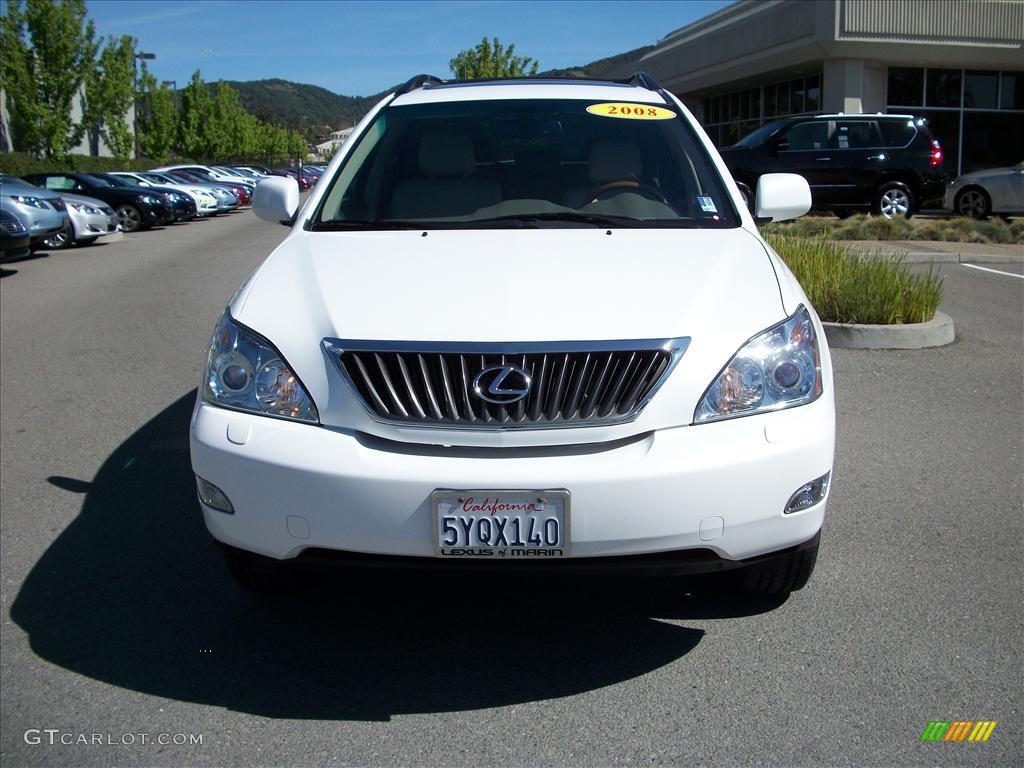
68,202 -> 102,214
694,305 -> 822,424
203,310 -> 318,423
10,194 -> 47,209
138,194 -> 160,205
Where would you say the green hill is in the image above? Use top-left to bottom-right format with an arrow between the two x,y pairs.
224,79 -> 387,137
220,46 -> 655,139
537,45 -> 654,80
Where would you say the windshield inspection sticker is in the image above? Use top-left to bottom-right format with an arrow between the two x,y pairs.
586,103 -> 675,120
697,196 -> 718,213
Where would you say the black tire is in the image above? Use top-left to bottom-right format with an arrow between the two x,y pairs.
734,533 -> 820,597
954,187 -> 991,220
221,545 -> 297,592
115,204 -> 144,233
874,181 -> 914,220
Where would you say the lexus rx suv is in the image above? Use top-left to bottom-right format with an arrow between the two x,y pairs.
720,113 -> 946,219
191,73 -> 835,597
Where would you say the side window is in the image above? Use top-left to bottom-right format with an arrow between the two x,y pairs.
878,120 -> 917,148
832,121 -> 881,149
779,122 -> 828,151
44,176 -> 74,191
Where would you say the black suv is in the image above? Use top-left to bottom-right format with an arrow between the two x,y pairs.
719,113 -> 946,219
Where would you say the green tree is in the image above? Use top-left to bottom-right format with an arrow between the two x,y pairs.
0,0 -> 98,158
287,130 -> 308,162
449,37 -> 538,80
179,69 -> 214,159
85,34 -> 136,162
258,122 -> 289,165
136,66 -> 178,162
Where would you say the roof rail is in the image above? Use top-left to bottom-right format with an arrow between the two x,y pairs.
395,74 -> 444,95
627,71 -> 664,91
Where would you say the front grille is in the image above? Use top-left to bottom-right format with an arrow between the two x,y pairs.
326,339 -> 688,430
1,212 -> 27,234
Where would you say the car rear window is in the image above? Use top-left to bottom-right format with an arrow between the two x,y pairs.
314,98 -> 739,229
878,119 -> 917,148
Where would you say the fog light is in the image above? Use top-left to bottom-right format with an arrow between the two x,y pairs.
784,472 -> 830,514
195,476 -> 234,514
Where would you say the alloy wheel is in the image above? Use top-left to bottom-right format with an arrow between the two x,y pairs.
955,189 -> 990,219
878,187 -> 910,219
42,229 -> 72,249
115,204 -> 142,232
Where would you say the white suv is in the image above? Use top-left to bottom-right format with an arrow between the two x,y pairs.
190,73 -> 834,596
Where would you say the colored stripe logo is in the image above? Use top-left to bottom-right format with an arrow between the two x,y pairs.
921,721 -> 996,742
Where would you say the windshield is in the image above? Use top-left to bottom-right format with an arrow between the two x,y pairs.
82,174 -> 116,187
314,97 -> 738,229
95,174 -> 131,187
732,121 -> 785,148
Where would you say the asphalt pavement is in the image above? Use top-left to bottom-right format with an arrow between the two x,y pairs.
1,213 -> 1021,768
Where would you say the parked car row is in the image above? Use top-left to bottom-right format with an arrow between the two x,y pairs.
0,164 -> 279,261
721,112 -> 1021,220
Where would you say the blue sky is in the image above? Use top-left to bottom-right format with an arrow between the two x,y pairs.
79,0 -> 733,96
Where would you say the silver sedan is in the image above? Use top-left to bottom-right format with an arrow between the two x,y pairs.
42,193 -> 119,249
945,161 -> 1024,219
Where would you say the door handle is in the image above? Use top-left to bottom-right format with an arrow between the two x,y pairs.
815,157 -> 832,162
867,154 -> 888,161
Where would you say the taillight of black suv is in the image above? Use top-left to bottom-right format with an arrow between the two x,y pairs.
719,113 -> 947,219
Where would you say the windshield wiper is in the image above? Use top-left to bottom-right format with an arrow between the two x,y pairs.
311,219 -> 434,231
475,212 -> 647,228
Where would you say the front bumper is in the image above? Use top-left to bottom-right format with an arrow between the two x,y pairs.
190,393 -> 835,564
141,204 -> 173,225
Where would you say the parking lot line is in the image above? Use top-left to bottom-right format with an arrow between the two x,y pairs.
961,263 -> 1024,279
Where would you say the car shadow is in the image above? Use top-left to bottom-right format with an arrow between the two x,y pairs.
10,391 -> 783,721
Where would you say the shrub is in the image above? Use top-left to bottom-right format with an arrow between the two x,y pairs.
764,213 -> 1022,244
0,151 -> 206,177
767,233 -> 943,325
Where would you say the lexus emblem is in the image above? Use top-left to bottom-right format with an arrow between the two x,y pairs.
473,365 -> 532,404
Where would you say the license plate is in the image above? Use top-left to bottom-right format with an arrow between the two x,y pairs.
432,489 -> 569,558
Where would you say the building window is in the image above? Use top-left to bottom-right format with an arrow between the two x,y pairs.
805,75 -> 821,112
887,66 -> 1024,176
699,73 -> 821,147
962,112 -> 1024,172
964,70 -> 998,109
926,69 -> 962,108
1001,72 -> 1023,110
888,67 -> 924,106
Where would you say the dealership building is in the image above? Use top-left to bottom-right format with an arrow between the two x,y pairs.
631,0 -> 1023,175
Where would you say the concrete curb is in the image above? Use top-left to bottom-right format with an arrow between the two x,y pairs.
841,248 -> 1023,264
823,311 -> 955,350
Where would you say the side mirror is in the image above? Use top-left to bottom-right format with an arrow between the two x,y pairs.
253,176 -> 299,226
754,173 -> 811,222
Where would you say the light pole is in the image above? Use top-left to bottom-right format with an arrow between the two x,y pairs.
134,51 -> 156,158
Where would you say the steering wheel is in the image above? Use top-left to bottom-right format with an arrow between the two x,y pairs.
586,180 -> 669,205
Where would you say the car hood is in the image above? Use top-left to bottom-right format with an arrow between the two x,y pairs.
953,166 -> 1015,184
235,227 -> 783,343
228,227 -> 790,444
61,193 -> 113,211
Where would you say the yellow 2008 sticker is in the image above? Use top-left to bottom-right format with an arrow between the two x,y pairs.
586,103 -> 675,120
